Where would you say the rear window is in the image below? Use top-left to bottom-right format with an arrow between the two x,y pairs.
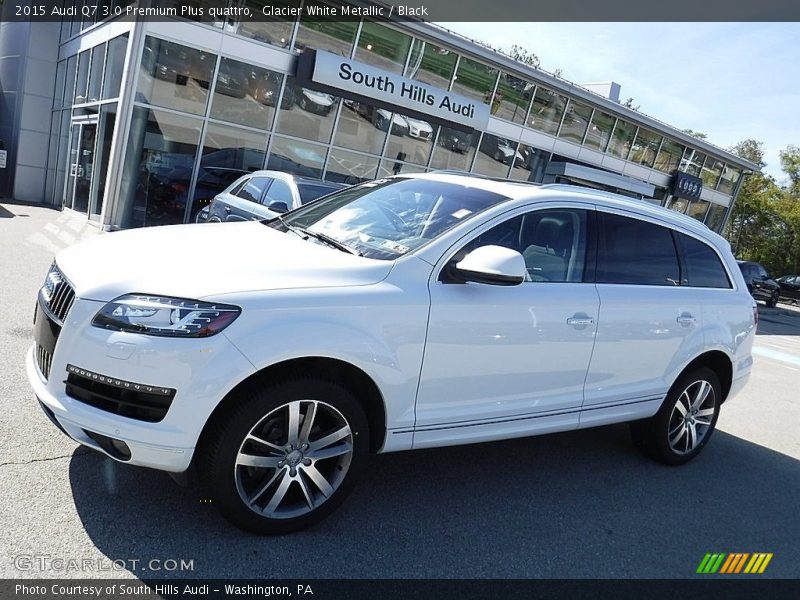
677,233 -> 732,289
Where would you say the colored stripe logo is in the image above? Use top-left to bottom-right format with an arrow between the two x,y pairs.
697,553 -> 773,574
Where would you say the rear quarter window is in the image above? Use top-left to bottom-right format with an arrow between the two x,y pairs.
677,233 -> 732,289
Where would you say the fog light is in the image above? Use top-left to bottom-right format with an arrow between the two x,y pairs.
110,439 -> 132,460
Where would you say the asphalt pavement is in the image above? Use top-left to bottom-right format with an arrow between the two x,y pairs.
1,202 -> 798,579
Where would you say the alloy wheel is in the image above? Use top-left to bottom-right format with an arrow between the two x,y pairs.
234,400 -> 353,519
667,379 -> 716,454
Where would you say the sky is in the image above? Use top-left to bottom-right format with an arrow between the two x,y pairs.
439,22 -> 800,182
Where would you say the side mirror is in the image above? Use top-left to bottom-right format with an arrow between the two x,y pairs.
452,245 -> 526,286
267,201 -> 289,213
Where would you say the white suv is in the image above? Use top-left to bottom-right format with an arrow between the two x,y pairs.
27,173 -> 756,534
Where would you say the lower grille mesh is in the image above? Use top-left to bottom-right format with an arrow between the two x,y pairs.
36,345 -> 53,380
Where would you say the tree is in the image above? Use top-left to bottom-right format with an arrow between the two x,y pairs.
729,138 -> 766,167
779,145 -> 800,195
622,97 -> 640,111
725,139 -> 800,274
682,128 -> 708,140
504,44 -> 540,68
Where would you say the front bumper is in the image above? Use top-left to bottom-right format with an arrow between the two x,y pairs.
27,297 -> 256,472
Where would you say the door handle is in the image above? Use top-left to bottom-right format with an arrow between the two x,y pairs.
566,316 -> 594,327
676,313 -> 696,326
224,206 -> 231,213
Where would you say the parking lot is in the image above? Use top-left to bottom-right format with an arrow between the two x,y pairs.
1,202 -> 798,579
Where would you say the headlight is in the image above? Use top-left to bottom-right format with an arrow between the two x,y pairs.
92,294 -> 241,338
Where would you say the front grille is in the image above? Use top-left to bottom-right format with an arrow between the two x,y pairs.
40,263 -> 76,325
36,344 -> 53,380
64,364 -> 176,423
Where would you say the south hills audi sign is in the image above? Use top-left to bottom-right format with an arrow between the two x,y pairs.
297,49 -> 491,131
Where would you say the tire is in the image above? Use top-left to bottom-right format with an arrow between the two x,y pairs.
766,292 -> 778,308
630,367 -> 721,465
197,377 -> 369,534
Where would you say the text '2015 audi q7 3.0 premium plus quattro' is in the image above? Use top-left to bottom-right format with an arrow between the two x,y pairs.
27,173 -> 756,534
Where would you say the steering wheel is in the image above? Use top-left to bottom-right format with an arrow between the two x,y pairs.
376,201 -> 410,232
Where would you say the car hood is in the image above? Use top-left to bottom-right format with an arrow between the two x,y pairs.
56,222 -> 394,302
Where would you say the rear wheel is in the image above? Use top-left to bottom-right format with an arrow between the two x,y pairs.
197,377 -> 369,534
766,291 -> 778,308
630,367 -> 721,465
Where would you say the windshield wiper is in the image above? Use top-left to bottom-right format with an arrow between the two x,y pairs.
299,228 -> 362,256
274,217 -> 361,256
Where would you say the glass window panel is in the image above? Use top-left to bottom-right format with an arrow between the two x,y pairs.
429,127 -> 478,172
717,164 -> 740,195
236,0 -> 298,49
509,145 -> 549,183
597,213 -> 680,286
405,39 -> 457,90
326,148 -> 379,184
686,199 -> 710,222
264,179 -> 294,206
93,102 -> 117,217
700,157 -> 723,188
210,58 -> 281,130
451,56 -> 497,104
354,22 -> 411,74
558,100 -> 592,144
53,61 -> 66,109
666,196 -> 689,214
703,204 -> 727,233
117,107 -> 202,228
491,73 -> 530,125
654,138 -> 684,173
87,43 -> 106,103
137,37 -> 214,116
102,34 -> 128,100
334,100 -> 390,154
606,119 -> 636,159
267,136 -> 327,178
275,76 -> 339,143
473,133 -> 520,178
678,232 -> 731,288
189,122 -> 269,219
629,128 -> 662,168
527,86 -> 567,135
74,50 -> 90,103
583,110 -> 615,152
64,55 -> 78,108
294,3 -> 357,56
679,148 -> 706,177
237,177 -> 272,203
377,159 -> 426,178
384,114 -> 436,167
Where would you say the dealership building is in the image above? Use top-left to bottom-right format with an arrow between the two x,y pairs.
0,1 -> 759,232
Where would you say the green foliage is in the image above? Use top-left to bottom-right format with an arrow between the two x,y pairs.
726,139 -> 800,276
682,129 -> 708,140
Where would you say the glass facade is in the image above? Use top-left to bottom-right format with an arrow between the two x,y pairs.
44,11 -> 745,235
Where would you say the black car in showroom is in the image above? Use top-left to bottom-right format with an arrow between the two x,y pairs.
737,260 -> 780,307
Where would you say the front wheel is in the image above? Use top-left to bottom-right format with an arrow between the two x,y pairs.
630,367 -> 721,465
197,377 -> 369,534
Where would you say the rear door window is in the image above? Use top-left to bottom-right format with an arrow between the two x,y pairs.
597,212 -> 680,286
236,177 -> 272,203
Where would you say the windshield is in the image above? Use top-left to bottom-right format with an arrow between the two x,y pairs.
271,177 -> 509,260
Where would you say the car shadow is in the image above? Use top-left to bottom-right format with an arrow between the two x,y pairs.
757,305 -> 800,336
68,425 -> 800,579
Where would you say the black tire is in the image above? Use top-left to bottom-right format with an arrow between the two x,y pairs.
630,367 -> 721,465
766,292 -> 778,308
197,377 -> 369,534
